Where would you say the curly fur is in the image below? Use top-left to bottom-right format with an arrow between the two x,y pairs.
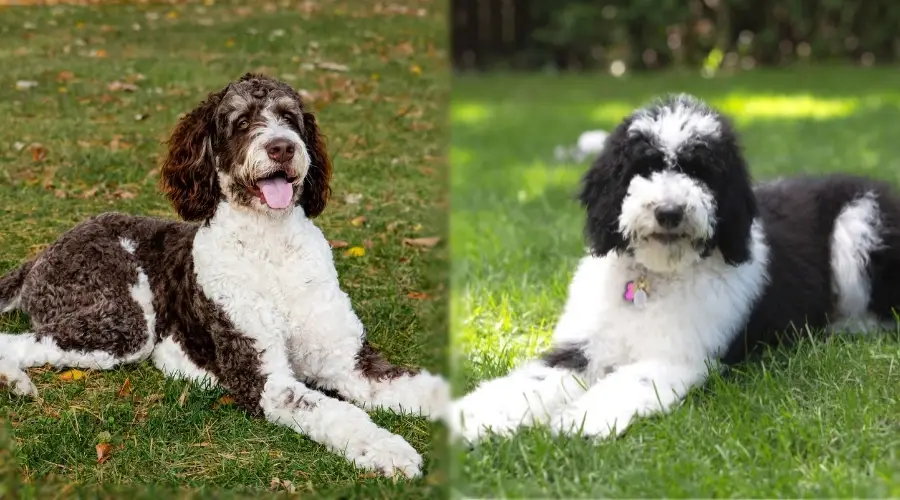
0,74 -> 447,478
451,93 -> 900,444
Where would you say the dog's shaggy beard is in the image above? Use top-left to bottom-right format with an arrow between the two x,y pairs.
220,110 -> 311,218
618,170 -> 717,274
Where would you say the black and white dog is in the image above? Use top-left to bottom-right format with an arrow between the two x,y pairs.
450,94 -> 900,442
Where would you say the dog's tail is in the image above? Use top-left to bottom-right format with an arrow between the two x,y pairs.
0,260 -> 33,314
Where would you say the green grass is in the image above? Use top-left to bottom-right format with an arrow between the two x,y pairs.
451,67 -> 900,498
0,0 -> 447,497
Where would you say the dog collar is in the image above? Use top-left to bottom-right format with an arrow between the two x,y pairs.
624,275 -> 650,308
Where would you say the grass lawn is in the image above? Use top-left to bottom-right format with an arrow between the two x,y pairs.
0,0 -> 447,498
451,67 -> 900,498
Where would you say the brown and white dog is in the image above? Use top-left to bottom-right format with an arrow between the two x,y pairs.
0,73 -> 447,478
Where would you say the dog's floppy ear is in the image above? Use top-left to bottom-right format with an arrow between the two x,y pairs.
711,130 -> 758,265
297,111 -> 332,218
160,86 -> 228,222
579,127 -> 631,257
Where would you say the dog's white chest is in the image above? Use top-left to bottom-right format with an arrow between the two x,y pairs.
191,208 -> 343,343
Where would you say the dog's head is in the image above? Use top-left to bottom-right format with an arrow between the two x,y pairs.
580,94 -> 757,274
160,73 -> 332,221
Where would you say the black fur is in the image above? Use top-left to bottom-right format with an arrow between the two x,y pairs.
579,95 -> 758,264
575,94 -> 900,367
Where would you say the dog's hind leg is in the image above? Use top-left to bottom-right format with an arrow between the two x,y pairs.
0,269 -> 159,398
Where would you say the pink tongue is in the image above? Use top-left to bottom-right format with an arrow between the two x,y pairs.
257,177 -> 293,209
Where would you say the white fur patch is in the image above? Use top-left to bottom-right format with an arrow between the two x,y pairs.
240,109 -> 309,183
151,336 -> 219,388
119,238 -> 137,254
619,170 -> 717,273
126,269 -> 157,363
829,192 -> 886,333
628,94 -> 721,160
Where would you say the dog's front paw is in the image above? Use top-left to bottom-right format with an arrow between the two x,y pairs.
351,430 -> 423,479
448,396 -> 518,445
549,405 -> 631,440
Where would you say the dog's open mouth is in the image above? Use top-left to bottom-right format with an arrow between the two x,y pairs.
649,233 -> 688,243
251,170 -> 297,210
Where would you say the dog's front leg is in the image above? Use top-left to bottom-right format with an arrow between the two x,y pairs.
287,287 -> 449,421
449,360 -> 588,444
549,358 -> 708,439
213,333 -> 423,478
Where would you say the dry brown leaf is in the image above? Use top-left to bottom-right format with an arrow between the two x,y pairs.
213,395 -> 234,409
393,41 -> 414,56
96,442 -> 113,464
58,369 -> 85,381
80,186 -> 99,199
116,378 -> 132,398
328,240 -> 349,249
350,216 -> 367,227
403,236 -> 440,248
29,143 -> 46,162
363,239 -> 373,249
107,81 -> 138,92
56,70 -> 75,82
54,189 -> 67,199
114,189 -> 137,200
407,292 -> 431,300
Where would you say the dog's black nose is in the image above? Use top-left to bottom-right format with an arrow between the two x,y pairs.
266,139 -> 295,163
654,204 -> 684,229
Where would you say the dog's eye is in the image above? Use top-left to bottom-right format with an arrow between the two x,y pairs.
281,112 -> 294,122
237,118 -> 250,130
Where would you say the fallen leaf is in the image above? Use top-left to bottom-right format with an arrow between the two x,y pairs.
386,221 -> 402,232
394,41 -> 414,56
56,71 -> 75,82
317,61 -> 349,72
213,395 -> 234,409
107,81 -> 139,92
59,369 -> 85,381
403,236 -> 440,248
113,189 -> 137,200
80,186 -> 99,199
92,49 -> 108,58
350,216 -> 367,227
407,292 -> 431,300
344,193 -> 363,204
116,378 -> 132,398
328,240 -> 349,249
15,80 -> 38,91
29,143 -> 46,162
363,239 -> 373,248
54,189 -> 67,199
96,442 -> 113,464
344,246 -> 366,257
